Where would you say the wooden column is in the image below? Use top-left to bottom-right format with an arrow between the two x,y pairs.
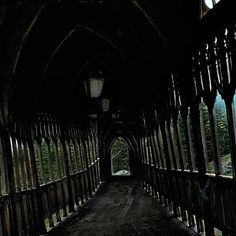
1,126 -> 19,236
160,120 -> 171,170
225,95 -> 236,178
28,122 -> 47,235
81,132 -> 93,198
191,105 -> 207,174
60,126 -> 74,213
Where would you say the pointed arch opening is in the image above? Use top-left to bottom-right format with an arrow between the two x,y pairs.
111,137 -> 131,176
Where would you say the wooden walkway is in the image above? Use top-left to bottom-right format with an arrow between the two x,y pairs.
49,178 -> 198,236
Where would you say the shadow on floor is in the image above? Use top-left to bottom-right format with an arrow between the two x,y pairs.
49,177 -> 199,236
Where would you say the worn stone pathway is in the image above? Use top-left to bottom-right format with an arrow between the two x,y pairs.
49,178 -> 198,236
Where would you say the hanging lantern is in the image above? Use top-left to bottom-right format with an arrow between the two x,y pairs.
84,70 -> 104,98
101,98 -> 111,112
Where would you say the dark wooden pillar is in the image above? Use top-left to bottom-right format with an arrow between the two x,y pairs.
28,123 -> 47,235
60,127 -> 74,213
1,126 -> 19,236
81,134 -> 93,198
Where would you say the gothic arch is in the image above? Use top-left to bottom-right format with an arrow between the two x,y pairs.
103,122 -> 139,178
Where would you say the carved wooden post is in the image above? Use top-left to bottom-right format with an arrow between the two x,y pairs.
166,119 -> 178,170
81,130 -> 93,198
60,124 -> 74,213
225,95 -> 236,178
1,125 -> 19,236
190,105 -> 207,174
156,123 -> 165,168
28,119 -> 47,235
160,120 -> 171,170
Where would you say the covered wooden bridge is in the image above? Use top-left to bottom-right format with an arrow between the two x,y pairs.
0,0 -> 236,235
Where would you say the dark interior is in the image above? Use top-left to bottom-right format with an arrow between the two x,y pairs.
0,0 -> 235,235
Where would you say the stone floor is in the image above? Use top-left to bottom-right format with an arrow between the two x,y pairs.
49,178 -> 199,236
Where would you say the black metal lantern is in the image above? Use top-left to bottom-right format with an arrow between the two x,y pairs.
101,98 -> 110,112
84,70 -> 105,98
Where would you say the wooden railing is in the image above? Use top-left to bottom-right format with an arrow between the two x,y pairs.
0,113 -> 103,236
138,1 -> 236,235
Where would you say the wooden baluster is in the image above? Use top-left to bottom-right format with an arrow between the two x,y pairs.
179,110 -> 192,170
160,121 -> 172,170
149,133 -> 156,196
173,117 -> 185,170
152,130 -> 161,168
198,101 -> 211,173
140,136 -> 146,188
1,127 -> 19,236
208,104 -> 222,175
141,136 -> 146,165
11,137 -> 21,192
18,139 -> 27,190
86,138 -> 93,195
156,125 -> 165,168
78,139 -> 86,204
187,109 -> 198,171
60,128 -> 74,213
81,134 -> 92,198
88,135 -> 95,193
24,141 -> 33,189
91,130 -> 98,188
166,120 -> 177,170
74,139 -> 83,205
160,120 -> 174,206
147,134 -> 154,192
27,136 -> 47,234
0,137 -> 7,196
225,95 -> 236,178
170,119 -> 183,170
57,139 -> 68,217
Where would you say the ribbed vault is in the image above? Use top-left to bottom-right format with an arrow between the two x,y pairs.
9,0 -> 171,121
1,1 -> 235,236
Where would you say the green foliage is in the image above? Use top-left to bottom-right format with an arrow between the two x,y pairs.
208,154 -> 232,176
201,103 -> 215,173
201,104 -> 213,159
201,94 -> 231,176
79,141 -> 86,170
214,95 -> 230,158
88,138 -> 95,163
68,140 -> 77,173
49,140 -> 58,180
34,138 -> 87,185
40,140 -> 51,183
111,138 -> 130,174
74,142 -> 82,171
214,228 -> 223,236
178,115 -> 189,169
57,140 -> 66,177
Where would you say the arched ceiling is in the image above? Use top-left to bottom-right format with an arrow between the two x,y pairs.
0,0 -> 199,123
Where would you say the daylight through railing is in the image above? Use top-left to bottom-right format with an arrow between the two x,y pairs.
0,113 -> 102,236
138,6 -> 236,236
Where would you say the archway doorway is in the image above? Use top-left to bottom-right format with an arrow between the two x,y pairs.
111,137 -> 131,176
